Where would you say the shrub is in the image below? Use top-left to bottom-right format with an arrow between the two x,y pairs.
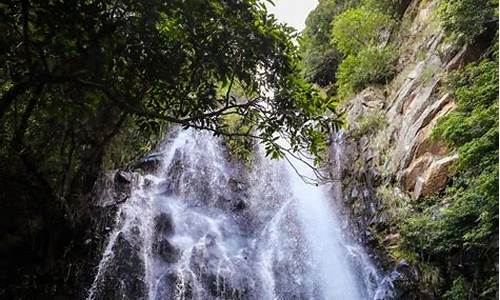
330,5 -> 396,99
350,108 -> 388,138
331,6 -> 393,55
300,0 -> 361,86
336,46 -> 397,98
443,277 -> 468,300
222,113 -> 254,164
438,0 -> 498,45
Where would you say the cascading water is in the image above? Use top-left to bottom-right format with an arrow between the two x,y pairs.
87,128 -> 381,300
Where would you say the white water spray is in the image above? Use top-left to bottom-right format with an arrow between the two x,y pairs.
87,128 -> 381,300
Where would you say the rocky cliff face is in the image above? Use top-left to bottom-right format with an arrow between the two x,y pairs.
329,0 -> 491,296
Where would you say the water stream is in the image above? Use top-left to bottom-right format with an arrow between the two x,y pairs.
87,128 -> 381,299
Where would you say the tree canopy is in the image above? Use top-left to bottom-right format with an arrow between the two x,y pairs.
1,0 -> 339,203
299,0 -> 361,87
0,1 -> 340,295
331,7 -> 392,55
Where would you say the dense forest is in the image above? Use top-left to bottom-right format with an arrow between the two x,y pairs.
0,0 -> 498,299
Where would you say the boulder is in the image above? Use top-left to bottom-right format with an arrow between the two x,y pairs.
132,154 -> 162,173
154,213 -> 174,236
228,178 -> 245,193
414,154 -> 458,198
98,233 -> 147,299
152,239 -> 180,263
114,170 -> 133,184
112,170 -> 135,204
373,260 -> 419,300
401,154 -> 433,191
233,198 -> 248,211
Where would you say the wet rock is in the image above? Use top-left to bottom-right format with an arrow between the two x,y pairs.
205,273 -> 247,299
98,233 -> 146,300
156,180 -> 174,197
153,239 -> 180,263
166,151 -> 185,194
233,198 -> 248,211
92,172 -> 116,207
374,261 -> 419,300
112,171 -> 135,205
132,154 -> 162,173
93,171 -> 136,208
228,178 -> 245,193
154,213 -> 174,236
155,272 -> 193,299
114,170 -> 133,184
205,233 -> 217,248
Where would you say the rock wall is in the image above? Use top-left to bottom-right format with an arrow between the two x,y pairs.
329,0 -> 489,296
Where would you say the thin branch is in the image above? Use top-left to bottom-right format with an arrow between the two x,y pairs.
179,123 -> 335,185
225,73 -> 235,105
73,78 -> 263,125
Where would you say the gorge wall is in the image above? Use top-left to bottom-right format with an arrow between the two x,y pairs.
325,0 -> 497,298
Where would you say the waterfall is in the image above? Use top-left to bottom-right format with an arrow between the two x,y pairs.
87,128 -> 381,300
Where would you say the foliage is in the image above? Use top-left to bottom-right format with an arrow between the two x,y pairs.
363,0 -> 411,17
299,0 -> 408,87
438,0 -> 498,45
350,108 -> 388,138
399,48 -> 498,298
299,0 -> 360,86
336,46 -> 397,98
443,277 -> 468,300
0,0 -> 339,204
330,6 -> 396,99
0,0 -> 340,297
331,7 -> 393,55
222,112 -> 255,164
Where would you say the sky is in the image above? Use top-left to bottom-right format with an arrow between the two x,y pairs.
265,0 -> 319,32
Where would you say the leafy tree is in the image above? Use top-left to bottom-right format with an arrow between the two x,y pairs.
331,6 -> 393,55
443,277 -> 468,300
0,0 -> 339,297
330,5 -> 396,99
438,0 -> 498,45
0,0 -> 337,203
299,0 -> 408,87
300,0 -> 360,86
335,45 -> 397,98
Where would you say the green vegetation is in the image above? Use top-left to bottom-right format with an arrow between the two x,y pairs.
350,108 -> 388,139
443,277 -> 469,300
299,0 -> 406,88
399,48 -> 499,298
438,0 -> 498,44
0,0 -> 339,297
300,0 -> 361,86
222,112 -> 255,164
300,0 -> 498,298
331,7 -> 392,55
331,5 -> 397,99
335,45 -> 397,98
